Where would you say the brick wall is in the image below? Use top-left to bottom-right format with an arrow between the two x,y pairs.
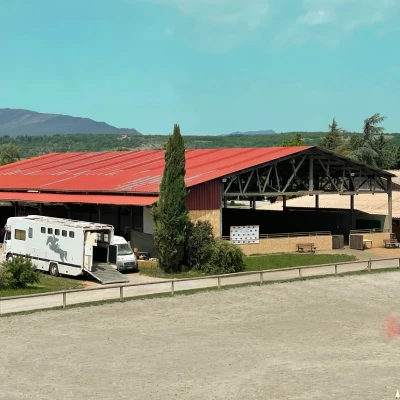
236,235 -> 333,256
189,209 -> 221,237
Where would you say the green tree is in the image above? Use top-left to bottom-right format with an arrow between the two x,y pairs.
363,113 -> 386,141
280,133 -> 303,147
349,113 -> 397,169
0,142 -> 20,165
321,118 -> 344,151
152,124 -> 190,272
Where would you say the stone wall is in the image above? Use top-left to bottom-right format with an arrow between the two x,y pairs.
189,209 -> 221,237
236,235 -> 333,256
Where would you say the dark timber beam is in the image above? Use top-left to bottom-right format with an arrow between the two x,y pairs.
388,177 -> 393,233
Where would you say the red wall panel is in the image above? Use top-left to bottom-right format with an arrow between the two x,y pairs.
186,179 -> 221,211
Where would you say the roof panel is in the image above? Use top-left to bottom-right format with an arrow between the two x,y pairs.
0,147 -> 311,194
0,192 -> 157,206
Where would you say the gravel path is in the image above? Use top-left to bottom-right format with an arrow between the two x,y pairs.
2,272 -> 400,399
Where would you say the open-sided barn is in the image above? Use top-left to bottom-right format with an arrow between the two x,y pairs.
0,146 -> 394,254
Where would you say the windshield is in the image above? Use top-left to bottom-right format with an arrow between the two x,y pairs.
117,243 -> 133,256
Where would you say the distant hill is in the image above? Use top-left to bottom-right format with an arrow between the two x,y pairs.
228,129 -> 276,136
0,109 -> 141,136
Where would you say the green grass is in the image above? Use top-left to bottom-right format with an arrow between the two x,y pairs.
0,273 -> 85,297
244,253 -> 357,271
138,264 -> 208,279
139,253 -> 357,279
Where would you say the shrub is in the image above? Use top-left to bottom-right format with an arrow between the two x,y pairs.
185,221 -> 215,270
0,268 -> 8,288
2,256 -> 40,289
202,239 -> 245,275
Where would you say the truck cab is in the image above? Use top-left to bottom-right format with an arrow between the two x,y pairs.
112,235 -> 138,272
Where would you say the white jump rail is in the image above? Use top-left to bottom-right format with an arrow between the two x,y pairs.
1,257 -> 399,315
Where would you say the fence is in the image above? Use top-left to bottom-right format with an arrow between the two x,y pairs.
1,257 -> 400,315
222,230 -> 331,241
350,228 -> 390,234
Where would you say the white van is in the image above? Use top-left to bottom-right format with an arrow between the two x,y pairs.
112,235 -> 138,272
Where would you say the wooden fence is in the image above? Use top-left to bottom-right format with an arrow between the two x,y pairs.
1,257 -> 399,315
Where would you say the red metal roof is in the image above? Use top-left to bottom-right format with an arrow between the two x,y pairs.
0,192 -> 157,206
0,147 -> 311,194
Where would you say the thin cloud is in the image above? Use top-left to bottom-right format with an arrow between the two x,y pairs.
298,10 -> 333,25
139,0 -> 400,50
151,0 -> 270,28
278,0 -> 400,47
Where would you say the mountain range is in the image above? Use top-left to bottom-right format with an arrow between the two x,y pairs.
0,109 -> 141,136
228,130 -> 276,136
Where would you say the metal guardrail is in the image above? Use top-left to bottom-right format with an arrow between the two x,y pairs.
350,229 -> 390,234
1,257 -> 399,315
222,231 -> 331,240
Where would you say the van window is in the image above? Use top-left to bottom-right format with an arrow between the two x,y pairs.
6,231 -> 11,241
69,231 -> 75,238
41,227 -> 46,234
48,228 -> 53,234
15,229 -> 26,241
55,229 -> 60,236
62,230 -> 67,237
28,227 -> 33,239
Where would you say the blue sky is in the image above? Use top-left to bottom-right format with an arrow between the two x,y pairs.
1,0 -> 400,134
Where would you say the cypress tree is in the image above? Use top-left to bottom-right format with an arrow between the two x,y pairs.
153,124 -> 189,272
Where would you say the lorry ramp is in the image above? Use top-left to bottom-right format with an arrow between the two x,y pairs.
87,264 -> 129,285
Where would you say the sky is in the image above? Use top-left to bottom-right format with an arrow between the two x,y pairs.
1,0 -> 400,135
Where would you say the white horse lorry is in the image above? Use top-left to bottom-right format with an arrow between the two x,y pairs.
1,215 -> 138,284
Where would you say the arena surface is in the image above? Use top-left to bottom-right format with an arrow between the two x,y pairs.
2,272 -> 400,399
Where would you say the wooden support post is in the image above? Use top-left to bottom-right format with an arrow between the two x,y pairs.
63,292 -> 67,309
260,272 -> 263,285
218,276 -> 221,289
335,264 -> 338,275
299,268 -> 302,278
120,286 -> 123,301
388,177 -> 393,233
117,206 -> 121,233
350,195 -> 355,230
171,280 -> 175,296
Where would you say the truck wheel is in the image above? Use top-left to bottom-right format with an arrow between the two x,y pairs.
6,254 -> 13,263
49,263 -> 59,277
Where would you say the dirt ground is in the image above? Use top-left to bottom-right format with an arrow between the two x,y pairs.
2,273 -> 400,399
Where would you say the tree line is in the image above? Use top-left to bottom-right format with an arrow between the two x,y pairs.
280,113 -> 399,170
0,113 -> 399,170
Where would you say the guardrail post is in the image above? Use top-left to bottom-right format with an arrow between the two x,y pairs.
171,280 -> 175,296
218,276 -> 221,289
260,272 -> 263,285
63,291 -> 66,309
334,264 -> 338,275
299,268 -> 302,278
120,286 -> 123,302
